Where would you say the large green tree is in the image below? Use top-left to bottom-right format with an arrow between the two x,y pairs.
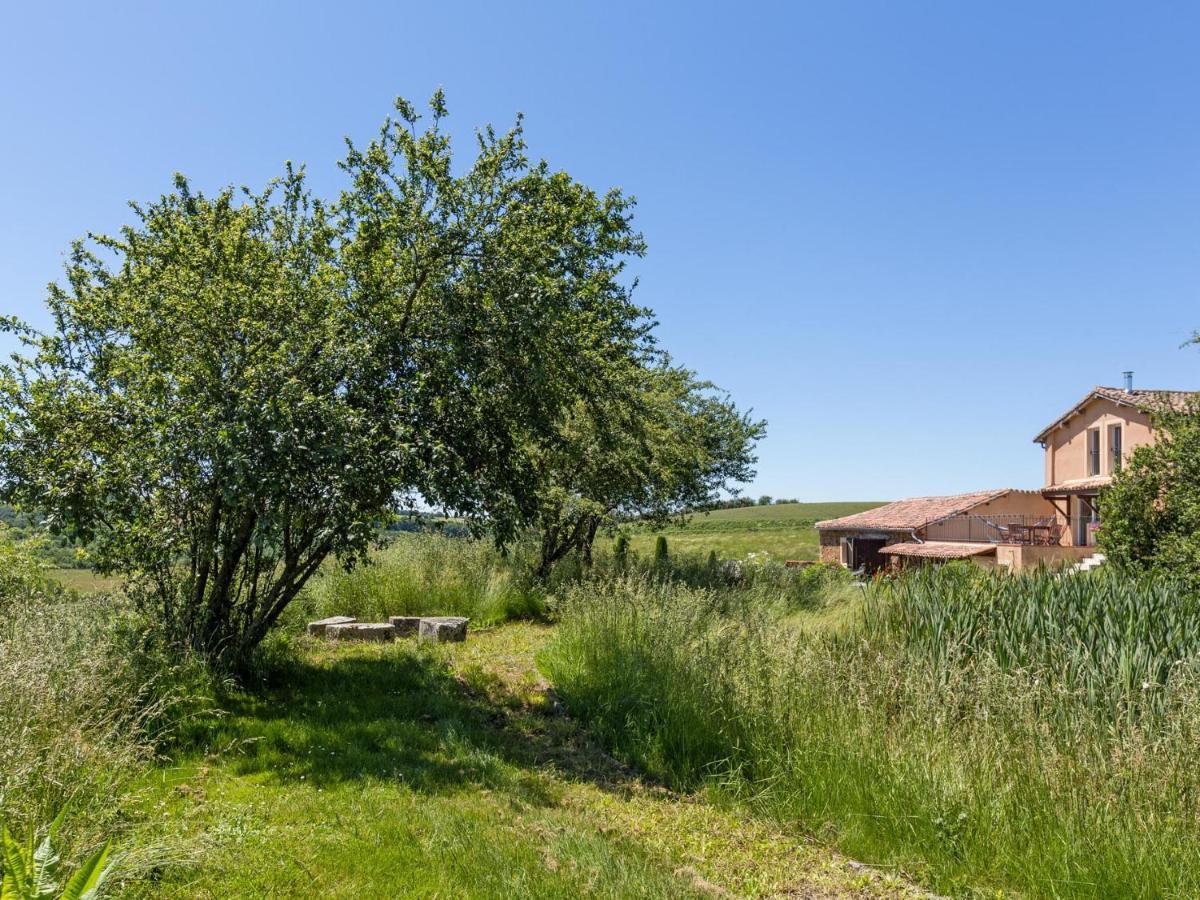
0,94 -> 650,668
1100,397 -> 1200,587
528,360 -> 765,575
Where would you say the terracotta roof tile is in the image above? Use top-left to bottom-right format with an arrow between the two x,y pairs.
1041,476 -> 1111,495
879,541 -> 997,559
1091,386 -> 1197,410
815,489 -> 1011,532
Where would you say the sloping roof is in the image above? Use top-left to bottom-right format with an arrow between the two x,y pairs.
1033,387 -> 1198,444
815,489 -> 1011,532
879,541 -> 997,559
1042,475 -> 1111,495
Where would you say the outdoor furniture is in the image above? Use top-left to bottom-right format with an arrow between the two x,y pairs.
984,519 -> 1014,542
1006,522 -> 1031,544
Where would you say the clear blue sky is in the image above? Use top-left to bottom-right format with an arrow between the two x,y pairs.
3,1 -> 1198,501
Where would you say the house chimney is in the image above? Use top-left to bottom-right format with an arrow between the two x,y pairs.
1123,371 -> 1134,393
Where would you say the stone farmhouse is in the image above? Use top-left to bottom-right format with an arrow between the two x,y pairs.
816,375 -> 1195,573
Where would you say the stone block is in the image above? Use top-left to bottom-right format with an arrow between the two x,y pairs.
418,616 -> 469,643
327,622 -> 396,642
388,616 -> 422,637
307,616 -> 357,637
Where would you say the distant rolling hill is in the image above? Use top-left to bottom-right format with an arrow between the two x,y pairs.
622,501 -> 887,561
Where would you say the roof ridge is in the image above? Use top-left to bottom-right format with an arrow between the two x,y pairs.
814,488 -> 1015,531
1034,386 -> 1198,443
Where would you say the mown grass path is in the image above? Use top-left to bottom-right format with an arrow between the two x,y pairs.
132,624 -> 924,898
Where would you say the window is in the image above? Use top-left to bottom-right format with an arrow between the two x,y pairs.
1087,428 -> 1101,476
1109,425 -> 1122,473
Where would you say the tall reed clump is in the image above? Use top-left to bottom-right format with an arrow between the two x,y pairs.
865,564 -> 1200,717
541,570 -> 1200,898
0,538 -> 217,867
288,533 -> 548,628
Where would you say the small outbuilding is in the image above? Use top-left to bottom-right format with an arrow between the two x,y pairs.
815,489 -> 1058,574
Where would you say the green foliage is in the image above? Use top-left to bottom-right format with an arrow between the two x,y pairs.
0,526 -> 58,613
613,534 -> 629,565
866,566 -> 1200,716
0,93 -> 651,669
526,361 -> 765,575
0,534 -> 217,856
285,534 -> 547,628
0,506 -> 85,569
0,813 -> 113,900
543,570 -> 1200,898
1101,400 -> 1200,588
653,534 -> 669,564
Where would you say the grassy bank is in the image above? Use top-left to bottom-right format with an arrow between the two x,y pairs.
541,569 -> 1200,898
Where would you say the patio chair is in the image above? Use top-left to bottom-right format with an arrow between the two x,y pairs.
1042,521 -> 1064,546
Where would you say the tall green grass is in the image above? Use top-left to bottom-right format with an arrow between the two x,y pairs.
868,565 -> 1200,716
541,570 -> 1200,898
0,539 -> 217,870
285,533 -> 549,628
285,533 -> 852,631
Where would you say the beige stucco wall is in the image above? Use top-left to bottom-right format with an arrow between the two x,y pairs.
967,490 -> 1058,520
1043,397 -> 1155,486
995,544 -> 1091,571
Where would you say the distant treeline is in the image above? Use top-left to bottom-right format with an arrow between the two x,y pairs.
691,496 -> 801,512
383,512 -> 472,538
0,504 -> 84,567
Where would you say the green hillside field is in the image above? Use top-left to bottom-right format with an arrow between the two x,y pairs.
620,501 -> 886,561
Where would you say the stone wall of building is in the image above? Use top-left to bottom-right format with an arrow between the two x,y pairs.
818,529 -> 853,565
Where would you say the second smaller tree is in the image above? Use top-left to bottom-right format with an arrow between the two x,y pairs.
527,360 -> 765,575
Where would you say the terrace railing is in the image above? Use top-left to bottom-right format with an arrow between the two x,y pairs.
924,514 -> 1064,546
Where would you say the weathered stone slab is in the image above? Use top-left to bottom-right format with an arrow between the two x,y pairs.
327,622 -> 396,642
418,616 -> 469,643
388,616 -> 422,637
307,616 -> 357,637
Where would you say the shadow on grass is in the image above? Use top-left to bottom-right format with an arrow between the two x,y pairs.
199,645 -> 639,807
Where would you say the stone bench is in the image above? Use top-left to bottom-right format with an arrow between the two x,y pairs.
325,622 -> 396,643
307,616 -> 357,637
418,616 -> 469,643
388,616 -> 423,637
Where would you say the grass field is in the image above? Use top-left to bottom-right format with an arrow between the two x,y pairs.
131,624 -> 919,898
620,501 -> 885,561
46,567 -> 122,593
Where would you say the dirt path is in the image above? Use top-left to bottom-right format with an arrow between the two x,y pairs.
447,623 -> 930,900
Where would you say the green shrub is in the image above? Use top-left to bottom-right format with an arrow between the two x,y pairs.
1101,401 -> 1200,589
653,535 -> 668,564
